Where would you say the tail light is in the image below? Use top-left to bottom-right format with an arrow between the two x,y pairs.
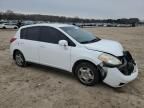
10,37 -> 17,43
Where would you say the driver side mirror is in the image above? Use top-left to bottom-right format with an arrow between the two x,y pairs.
58,40 -> 68,47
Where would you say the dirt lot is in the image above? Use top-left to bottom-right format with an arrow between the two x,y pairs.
0,27 -> 144,108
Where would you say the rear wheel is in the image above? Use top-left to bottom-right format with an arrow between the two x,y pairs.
14,51 -> 27,67
75,62 -> 100,86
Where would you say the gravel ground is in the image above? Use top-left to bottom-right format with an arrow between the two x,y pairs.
0,27 -> 144,108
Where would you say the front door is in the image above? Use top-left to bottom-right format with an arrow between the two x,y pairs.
38,26 -> 72,71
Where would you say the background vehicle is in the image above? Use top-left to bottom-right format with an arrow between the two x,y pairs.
10,24 -> 138,87
0,23 -> 18,29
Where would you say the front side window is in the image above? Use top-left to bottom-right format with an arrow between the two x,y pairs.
21,26 -> 40,41
60,26 -> 100,44
39,26 -> 75,46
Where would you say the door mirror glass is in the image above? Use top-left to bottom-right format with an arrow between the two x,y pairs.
58,40 -> 68,47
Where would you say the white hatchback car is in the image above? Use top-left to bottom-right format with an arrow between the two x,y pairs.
0,23 -> 18,29
10,24 -> 138,87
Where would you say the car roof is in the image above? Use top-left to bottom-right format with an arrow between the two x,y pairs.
20,23 -> 74,29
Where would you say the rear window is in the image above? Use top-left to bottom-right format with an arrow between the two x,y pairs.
21,26 -> 40,41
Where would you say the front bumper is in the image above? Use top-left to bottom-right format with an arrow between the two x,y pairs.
102,51 -> 138,87
103,65 -> 138,87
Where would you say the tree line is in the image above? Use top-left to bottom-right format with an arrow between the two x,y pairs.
0,10 -> 140,24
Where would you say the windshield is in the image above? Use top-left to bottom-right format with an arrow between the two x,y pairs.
60,26 -> 100,44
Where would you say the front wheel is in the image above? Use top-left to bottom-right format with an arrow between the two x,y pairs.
14,51 -> 27,67
14,27 -> 17,29
75,62 -> 100,86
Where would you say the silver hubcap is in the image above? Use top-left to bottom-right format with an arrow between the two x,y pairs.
15,54 -> 23,66
78,67 -> 94,84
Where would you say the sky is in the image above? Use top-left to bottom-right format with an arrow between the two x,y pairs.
0,0 -> 144,20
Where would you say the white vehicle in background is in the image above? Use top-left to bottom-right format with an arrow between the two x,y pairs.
0,23 -> 18,29
10,23 -> 138,87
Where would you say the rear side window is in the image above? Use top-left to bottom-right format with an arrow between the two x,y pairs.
39,26 -> 75,46
21,26 -> 40,41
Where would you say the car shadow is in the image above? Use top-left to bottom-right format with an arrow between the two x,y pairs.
25,63 -> 129,91
27,63 -> 75,80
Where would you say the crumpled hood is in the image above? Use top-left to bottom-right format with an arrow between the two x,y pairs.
84,39 -> 124,56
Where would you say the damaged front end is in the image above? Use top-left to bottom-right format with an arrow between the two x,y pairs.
98,51 -> 138,87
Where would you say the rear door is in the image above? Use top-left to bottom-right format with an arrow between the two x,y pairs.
39,26 -> 74,71
20,26 -> 40,63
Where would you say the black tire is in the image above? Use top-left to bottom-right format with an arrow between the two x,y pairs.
14,51 -> 27,67
2,27 -> 6,29
14,27 -> 17,29
75,62 -> 100,86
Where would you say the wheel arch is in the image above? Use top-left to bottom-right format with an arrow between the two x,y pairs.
13,49 -> 24,60
72,59 -> 100,76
